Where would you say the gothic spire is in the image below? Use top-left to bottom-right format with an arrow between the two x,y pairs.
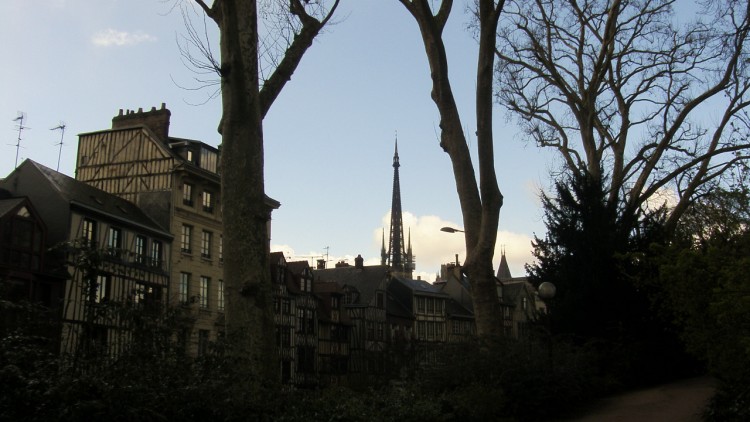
387,136 -> 410,277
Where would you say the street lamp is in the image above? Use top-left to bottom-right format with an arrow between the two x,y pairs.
440,226 -> 464,233
538,282 -> 556,301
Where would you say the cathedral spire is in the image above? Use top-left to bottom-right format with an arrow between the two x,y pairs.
387,135 -> 411,278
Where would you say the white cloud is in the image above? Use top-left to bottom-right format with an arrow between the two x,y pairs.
375,212 -> 535,280
91,29 -> 157,47
272,212 -> 537,282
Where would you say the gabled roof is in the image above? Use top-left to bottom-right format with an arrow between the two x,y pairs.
446,298 -> 474,319
386,291 -> 414,320
33,161 -> 170,237
4,160 -> 171,239
313,265 -> 389,307
501,280 -> 535,307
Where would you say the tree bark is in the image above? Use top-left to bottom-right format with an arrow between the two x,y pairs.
400,0 -> 506,339
213,0 -> 276,382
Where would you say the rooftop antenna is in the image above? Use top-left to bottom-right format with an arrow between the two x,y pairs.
323,246 -> 330,266
50,122 -> 66,171
12,112 -> 28,168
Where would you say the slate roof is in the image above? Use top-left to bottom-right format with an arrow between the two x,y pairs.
446,298 -> 474,319
501,280 -> 533,307
313,265 -> 389,307
394,276 -> 447,297
27,160 -> 171,238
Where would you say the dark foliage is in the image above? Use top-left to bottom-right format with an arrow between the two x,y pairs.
648,189 -> 750,419
526,172 -> 697,388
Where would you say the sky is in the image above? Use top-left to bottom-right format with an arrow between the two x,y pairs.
1,0 -> 558,280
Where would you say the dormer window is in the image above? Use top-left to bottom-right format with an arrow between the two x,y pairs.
300,269 -> 313,292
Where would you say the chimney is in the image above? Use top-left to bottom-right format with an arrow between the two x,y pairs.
112,103 -> 171,141
355,254 -> 364,269
316,259 -> 326,270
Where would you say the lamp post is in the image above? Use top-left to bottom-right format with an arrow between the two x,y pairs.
440,226 -> 464,233
537,281 -> 556,365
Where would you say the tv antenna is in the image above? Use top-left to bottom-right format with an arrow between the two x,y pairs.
50,122 -> 66,171
12,112 -> 28,168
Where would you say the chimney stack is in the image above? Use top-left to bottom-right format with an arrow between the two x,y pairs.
355,254 -> 364,269
112,103 -> 171,141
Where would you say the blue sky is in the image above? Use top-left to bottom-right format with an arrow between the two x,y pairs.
1,0 -> 557,279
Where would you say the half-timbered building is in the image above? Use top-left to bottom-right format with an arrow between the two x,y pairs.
313,256 -> 390,385
75,104 -> 279,354
314,280 -> 353,386
0,160 -> 172,357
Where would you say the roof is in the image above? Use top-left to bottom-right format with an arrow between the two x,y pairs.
446,298 -> 474,319
501,280 -> 535,307
0,197 -> 25,218
496,252 -> 513,280
313,264 -> 390,306
18,160 -> 171,238
393,276 -> 447,296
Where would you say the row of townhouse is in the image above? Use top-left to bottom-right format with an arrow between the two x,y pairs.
1,104 -> 545,388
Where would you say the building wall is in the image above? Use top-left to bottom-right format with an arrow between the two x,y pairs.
60,208 -> 170,357
77,121 -> 225,356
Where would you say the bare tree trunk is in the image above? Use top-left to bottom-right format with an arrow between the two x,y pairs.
194,0 -> 338,383
400,0 -> 506,339
214,0 -> 276,382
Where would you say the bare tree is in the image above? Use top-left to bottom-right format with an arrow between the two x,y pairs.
398,0 -> 507,339
495,0 -> 750,234
192,0 -> 338,381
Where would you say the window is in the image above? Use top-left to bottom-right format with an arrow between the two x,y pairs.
150,240 -> 162,267
417,297 -> 425,313
436,322 -> 443,340
281,360 -> 292,384
417,321 -> 426,340
282,298 -> 291,315
367,321 -> 375,340
106,227 -> 121,255
376,292 -> 384,309
202,191 -> 214,213
199,276 -> 210,309
179,272 -> 190,304
452,320 -> 460,335
82,218 -> 97,245
134,283 -> 160,310
198,329 -> 209,356
297,346 -> 315,373
278,327 -> 292,347
217,279 -> 224,311
181,225 -> 192,253
95,275 -> 110,303
135,235 -> 147,264
427,322 -> 435,339
182,183 -> 194,206
200,148 -> 218,173
300,274 -> 312,292
522,297 -> 528,311
377,322 -> 384,341
331,296 -> 339,309
427,297 -> 434,314
201,230 -> 212,258
219,235 -> 223,262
